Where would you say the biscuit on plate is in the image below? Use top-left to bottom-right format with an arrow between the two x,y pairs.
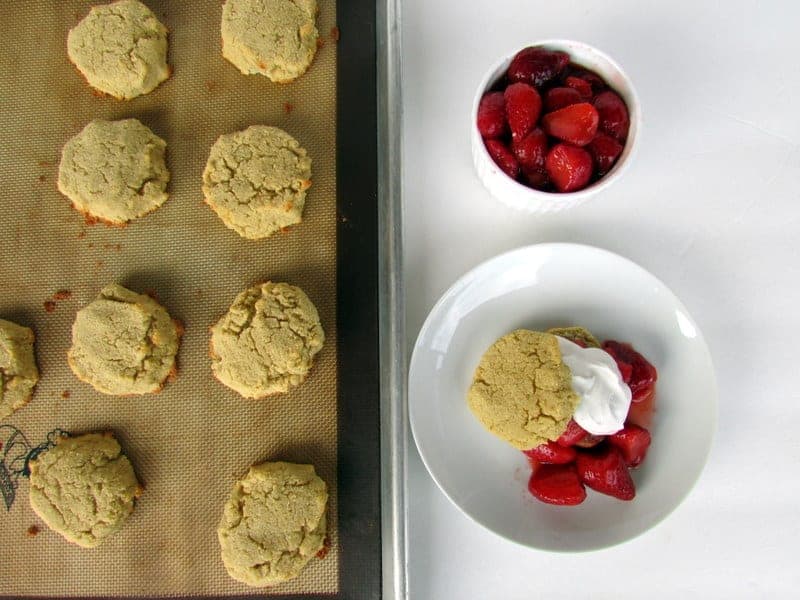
467,329 -> 580,449
217,461 -> 327,586
209,282 -> 323,398
221,0 -> 319,83
58,119 -> 169,225
202,125 -> 311,240
0,319 -> 39,420
28,432 -> 142,548
68,284 -> 181,395
67,0 -> 170,99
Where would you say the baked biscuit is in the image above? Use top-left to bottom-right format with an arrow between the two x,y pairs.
58,119 -> 170,225
210,282 -> 324,398
68,284 -> 181,395
28,432 -> 141,548
68,0 -> 170,99
221,0 -> 319,83
467,329 -> 580,449
0,319 -> 39,420
203,125 -> 311,239
217,461 -> 327,586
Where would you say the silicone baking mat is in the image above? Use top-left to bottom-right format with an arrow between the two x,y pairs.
0,1 -> 380,598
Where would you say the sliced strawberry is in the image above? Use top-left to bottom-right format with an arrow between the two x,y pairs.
484,139 -> 519,179
555,418 -> 605,448
609,425 -> 652,467
630,366 -> 657,403
565,66 -> 607,94
524,441 -> 577,465
528,464 -> 586,505
504,82 -> 542,141
521,167 -> 551,191
574,433 -> 606,448
477,92 -> 507,139
544,87 -> 583,112
564,75 -> 593,99
556,419 -> 588,447
594,90 -> 630,141
602,341 -> 657,402
512,128 -> 548,171
507,47 -> 570,88
616,359 -> 633,383
541,102 -> 599,146
588,133 -> 623,175
545,143 -> 594,192
575,446 -> 636,501
626,386 -> 655,429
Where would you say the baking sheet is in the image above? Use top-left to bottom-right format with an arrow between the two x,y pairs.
0,0 -> 343,596
376,0 -> 407,598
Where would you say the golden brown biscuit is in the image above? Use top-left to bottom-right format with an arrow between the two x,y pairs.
0,319 -> 39,419
28,432 -> 141,548
68,284 -> 181,395
221,0 -> 318,83
467,329 -> 579,449
202,125 -> 312,239
217,461 -> 327,586
210,282 -> 324,398
67,0 -> 170,99
57,119 -> 169,225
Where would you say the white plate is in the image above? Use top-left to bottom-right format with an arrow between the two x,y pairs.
408,243 -> 717,552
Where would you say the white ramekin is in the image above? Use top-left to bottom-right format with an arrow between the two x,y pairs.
471,39 -> 641,214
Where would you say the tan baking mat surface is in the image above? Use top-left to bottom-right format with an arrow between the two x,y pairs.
0,0 -> 339,596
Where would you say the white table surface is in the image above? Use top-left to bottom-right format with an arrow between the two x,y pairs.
400,1 -> 800,598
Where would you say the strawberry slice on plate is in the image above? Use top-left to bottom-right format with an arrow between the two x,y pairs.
528,464 -> 587,505
626,386 -> 656,429
609,425 -> 652,467
576,446 -> 636,500
556,419 -> 588,447
574,433 -> 606,448
602,340 -> 657,402
524,441 -> 577,465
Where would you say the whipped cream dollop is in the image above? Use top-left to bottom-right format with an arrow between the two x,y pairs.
556,336 -> 632,435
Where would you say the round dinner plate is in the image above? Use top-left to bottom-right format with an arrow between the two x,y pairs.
408,243 -> 717,552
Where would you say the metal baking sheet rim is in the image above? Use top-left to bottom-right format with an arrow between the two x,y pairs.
377,0 -> 407,598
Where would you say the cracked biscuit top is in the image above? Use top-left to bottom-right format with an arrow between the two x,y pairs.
0,319 -> 39,420
202,125 -> 312,240
67,0 -> 170,99
217,461 -> 327,587
467,329 -> 579,450
221,0 -> 319,83
210,282 -> 324,398
58,119 -> 170,225
68,284 -> 181,395
28,432 -> 141,548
